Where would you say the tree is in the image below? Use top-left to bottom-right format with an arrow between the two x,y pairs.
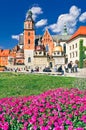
83,46 -> 86,59
79,39 -> 84,68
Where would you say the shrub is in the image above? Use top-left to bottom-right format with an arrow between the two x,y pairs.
72,78 -> 86,90
79,39 -> 84,68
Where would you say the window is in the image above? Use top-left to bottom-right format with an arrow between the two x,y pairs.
39,51 -> 42,54
24,24 -> 27,29
28,57 -> 31,62
70,53 -> 71,58
54,52 -> 56,55
75,43 -> 77,48
28,32 -> 30,36
28,23 -> 30,29
57,52 -> 60,55
70,46 -> 71,50
35,52 -> 37,55
72,45 -> 74,49
28,39 -> 30,44
75,51 -> 78,57
73,52 -> 74,57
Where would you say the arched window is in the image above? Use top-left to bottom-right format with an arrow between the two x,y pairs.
39,51 -> 42,54
28,23 -> 30,29
57,52 -> 60,55
28,57 -> 31,62
28,32 -> 30,36
28,39 -> 30,44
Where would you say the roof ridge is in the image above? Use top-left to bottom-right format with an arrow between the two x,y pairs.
69,26 -> 86,41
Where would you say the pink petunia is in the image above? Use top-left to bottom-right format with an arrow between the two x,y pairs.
2,122 -> 9,130
65,119 -> 73,125
80,115 -> 86,123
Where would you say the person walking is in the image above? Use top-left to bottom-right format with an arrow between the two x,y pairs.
68,61 -> 72,73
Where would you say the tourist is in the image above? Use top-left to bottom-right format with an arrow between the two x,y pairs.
36,67 -> 39,72
54,65 -> 57,72
31,69 -> 34,73
64,64 -> 68,73
68,61 -> 72,73
74,62 -> 78,72
71,62 -> 75,73
57,65 -> 64,75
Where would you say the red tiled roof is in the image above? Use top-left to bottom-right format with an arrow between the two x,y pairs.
69,26 -> 86,41
0,50 -> 10,56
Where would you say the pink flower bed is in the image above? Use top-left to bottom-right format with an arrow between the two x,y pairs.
0,88 -> 86,130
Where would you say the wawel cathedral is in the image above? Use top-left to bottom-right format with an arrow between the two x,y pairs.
0,11 -> 86,70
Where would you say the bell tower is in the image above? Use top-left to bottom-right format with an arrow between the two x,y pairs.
24,11 -> 35,66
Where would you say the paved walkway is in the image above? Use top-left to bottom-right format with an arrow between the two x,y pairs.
65,68 -> 86,78
1,68 -> 86,78
28,68 -> 86,78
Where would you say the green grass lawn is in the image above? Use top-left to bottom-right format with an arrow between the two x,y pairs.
0,72 -> 81,98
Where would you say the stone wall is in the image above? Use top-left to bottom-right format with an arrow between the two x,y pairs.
34,57 -> 48,70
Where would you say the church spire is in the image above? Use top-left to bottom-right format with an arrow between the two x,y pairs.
26,10 -> 33,21
63,23 -> 68,35
24,10 -> 34,30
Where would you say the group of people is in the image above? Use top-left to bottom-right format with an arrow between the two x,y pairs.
54,61 -> 78,76
64,61 -> 78,73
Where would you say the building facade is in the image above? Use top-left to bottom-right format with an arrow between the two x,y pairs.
0,11 -> 86,70
67,26 -> 86,67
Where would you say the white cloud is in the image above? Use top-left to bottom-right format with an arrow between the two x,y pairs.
12,35 -> 19,40
69,5 -> 81,18
79,12 -> 86,22
47,5 -> 81,34
26,6 -> 43,20
36,19 -> 48,27
12,33 -> 23,41
0,46 -> 3,49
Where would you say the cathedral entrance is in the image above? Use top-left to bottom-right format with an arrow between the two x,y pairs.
49,62 -> 53,68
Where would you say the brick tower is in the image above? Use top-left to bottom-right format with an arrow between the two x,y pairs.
24,11 -> 35,67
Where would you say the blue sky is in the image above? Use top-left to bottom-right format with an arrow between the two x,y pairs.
0,0 -> 86,49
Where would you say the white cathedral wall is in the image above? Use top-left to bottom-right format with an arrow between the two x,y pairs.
54,57 -> 65,65
24,50 -> 34,67
34,57 -> 48,70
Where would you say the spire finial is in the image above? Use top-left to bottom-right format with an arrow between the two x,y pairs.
63,23 -> 68,35
26,10 -> 33,21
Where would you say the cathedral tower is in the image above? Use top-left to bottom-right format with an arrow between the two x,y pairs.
24,11 -> 35,66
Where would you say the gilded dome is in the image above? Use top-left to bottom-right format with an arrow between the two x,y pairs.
53,45 -> 63,52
